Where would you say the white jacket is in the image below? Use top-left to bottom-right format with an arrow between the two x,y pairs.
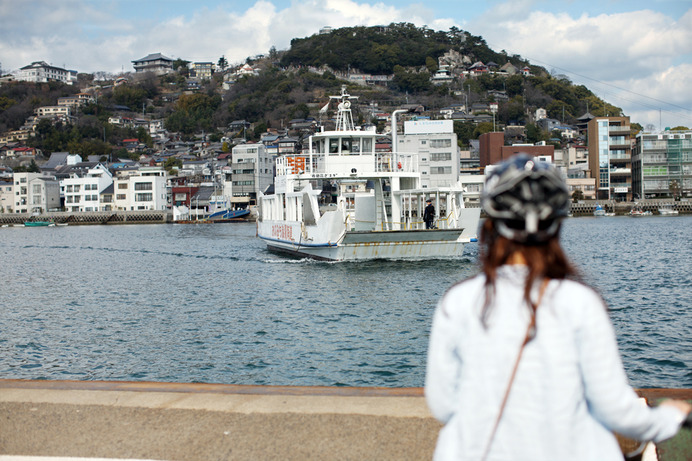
425,265 -> 685,461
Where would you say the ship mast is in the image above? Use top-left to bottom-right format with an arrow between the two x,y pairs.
331,85 -> 358,131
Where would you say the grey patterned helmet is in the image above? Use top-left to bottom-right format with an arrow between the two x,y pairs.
482,154 -> 569,243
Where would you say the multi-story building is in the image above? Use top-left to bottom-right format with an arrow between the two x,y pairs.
0,130 -> 31,144
15,61 -> 77,85
61,164 -> 113,212
132,53 -> 174,75
13,173 -> 60,213
190,62 -> 214,80
587,116 -> 632,201
57,93 -> 95,108
113,167 -> 168,210
397,120 -> 459,189
230,143 -> 275,206
36,106 -> 71,118
0,179 -> 13,213
479,132 -> 554,169
632,129 -> 692,199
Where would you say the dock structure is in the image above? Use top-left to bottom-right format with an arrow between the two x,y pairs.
0,380 -> 690,460
569,200 -> 692,216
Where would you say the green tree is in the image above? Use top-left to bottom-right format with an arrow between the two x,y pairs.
572,190 -> 584,203
425,56 -> 438,73
27,159 -> 40,173
391,65 -> 431,93
218,56 -> 228,72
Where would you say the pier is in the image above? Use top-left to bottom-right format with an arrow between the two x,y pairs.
0,380 -> 689,460
569,200 -> 692,216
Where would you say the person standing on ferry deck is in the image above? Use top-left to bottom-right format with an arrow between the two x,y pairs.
425,154 -> 691,461
424,199 -> 436,229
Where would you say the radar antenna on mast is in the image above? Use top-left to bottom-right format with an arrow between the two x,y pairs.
322,85 -> 358,131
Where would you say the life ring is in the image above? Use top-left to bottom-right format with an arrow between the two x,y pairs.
397,162 -> 402,170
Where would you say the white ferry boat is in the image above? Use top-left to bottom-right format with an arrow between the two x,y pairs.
257,86 -> 481,261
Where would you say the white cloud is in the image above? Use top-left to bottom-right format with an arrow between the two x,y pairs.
472,5 -> 692,126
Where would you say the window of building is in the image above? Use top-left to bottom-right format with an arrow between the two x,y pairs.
74,185 -> 80,192
430,152 -> 452,162
135,193 -> 153,202
431,166 -> 452,174
134,182 -> 153,191
430,139 -> 452,148
32,184 -> 41,194
116,194 -> 126,200
118,183 -> 128,189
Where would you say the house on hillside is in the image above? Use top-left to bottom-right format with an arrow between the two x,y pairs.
132,53 -> 174,75
15,61 -> 77,85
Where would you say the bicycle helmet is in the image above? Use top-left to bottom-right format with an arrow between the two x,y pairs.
482,153 -> 569,243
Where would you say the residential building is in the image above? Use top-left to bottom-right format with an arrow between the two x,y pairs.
0,178 -> 13,213
566,165 -> 597,200
458,174 -> 485,205
190,62 -> 214,80
554,145 -> 588,170
479,132 -> 554,169
100,184 -> 114,211
587,117 -> 632,201
397,120 -> 459,189
132,53 -> 174,75
230,143 -> 275,206
632,129 -> 692,199
57,93 -> 95,108
36,106 -> 71,118
61,164 -> 113,212
13,172 -> 60,213
15,61 -> 77,85
0,130 -> 30,144
113,167 -> 168,211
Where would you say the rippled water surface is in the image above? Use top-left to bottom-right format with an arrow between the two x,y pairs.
1,216 -> 690,388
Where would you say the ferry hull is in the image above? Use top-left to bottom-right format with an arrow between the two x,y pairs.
260,228 -> 472,261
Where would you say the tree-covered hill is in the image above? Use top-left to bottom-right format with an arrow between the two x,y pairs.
280,23 -> 531,76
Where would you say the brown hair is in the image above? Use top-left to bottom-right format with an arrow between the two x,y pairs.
479,219 -> 578,325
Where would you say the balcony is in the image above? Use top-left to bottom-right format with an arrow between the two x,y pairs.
608,125 -> 631,134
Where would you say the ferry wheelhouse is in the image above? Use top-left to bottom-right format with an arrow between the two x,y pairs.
257,87 -> 480,261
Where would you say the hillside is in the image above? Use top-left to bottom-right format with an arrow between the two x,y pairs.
0,23 -> 628,160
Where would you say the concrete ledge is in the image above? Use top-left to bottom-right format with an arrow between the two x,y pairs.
1,380 -> 690,461
0,380 -> 440,461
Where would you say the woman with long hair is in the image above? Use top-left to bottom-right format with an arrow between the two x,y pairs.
425,154 -> 690,460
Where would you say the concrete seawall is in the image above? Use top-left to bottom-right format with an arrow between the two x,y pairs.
0,380 -> 440,461
1,380 -> 690,460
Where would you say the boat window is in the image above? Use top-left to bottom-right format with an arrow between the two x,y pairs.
341,138 -> 352,154
329,139 -> 339,154
362,138 -> 372,153
351,138 -> 360,154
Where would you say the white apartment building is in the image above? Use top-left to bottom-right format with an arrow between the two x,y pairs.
397,120 -> 460,189
15,61 -> 77,85
0,180 -> 13,213
61,164 -> 114,212
36,106 -> 71,118
113,167 -> 168,211
230,143 -> 275,205
13,173 -> 60,213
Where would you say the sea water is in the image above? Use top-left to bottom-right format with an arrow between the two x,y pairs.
1,216 -> 690,388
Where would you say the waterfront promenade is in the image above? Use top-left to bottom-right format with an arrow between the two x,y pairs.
1,380 -> 690,460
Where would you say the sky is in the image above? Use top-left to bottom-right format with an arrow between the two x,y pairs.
1,0 -> 691,129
